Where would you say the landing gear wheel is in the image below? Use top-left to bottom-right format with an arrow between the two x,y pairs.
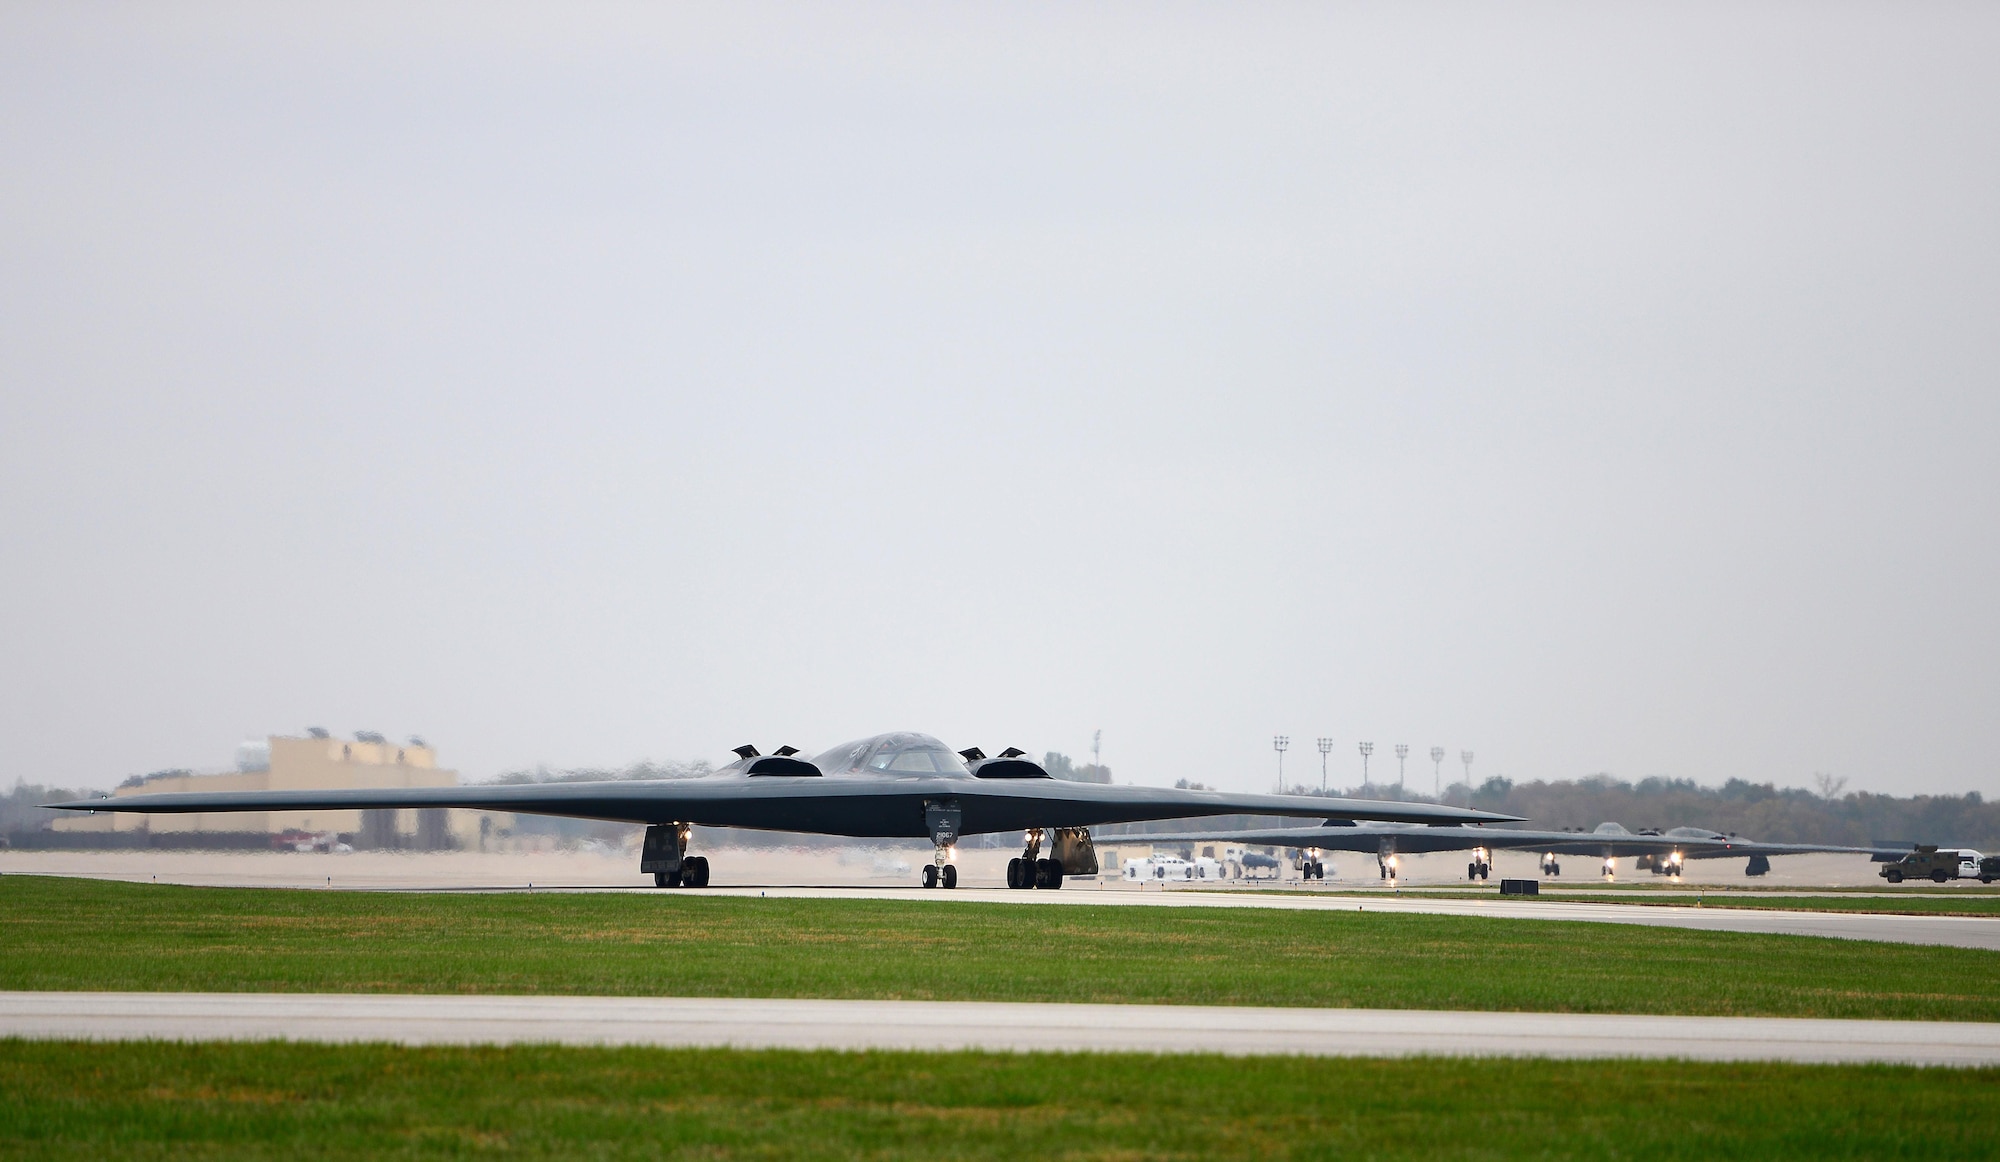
1479,865 -> 1489,881
1006,858 -> 1024,889
942,864 -> 957,889
680,857 -> 709,887
1469,862 -> 1479,880
923,864 -> 939,889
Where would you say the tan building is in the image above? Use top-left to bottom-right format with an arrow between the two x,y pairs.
54,733 -> 479,847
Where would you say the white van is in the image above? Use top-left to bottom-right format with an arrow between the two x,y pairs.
1122,855 -> 1229,882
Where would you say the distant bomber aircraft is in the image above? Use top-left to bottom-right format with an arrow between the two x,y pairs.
1132,819 -> 1898,881
46,732 -> 1516,890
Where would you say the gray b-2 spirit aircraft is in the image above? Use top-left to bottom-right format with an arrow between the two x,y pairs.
47,731 -> 1517,890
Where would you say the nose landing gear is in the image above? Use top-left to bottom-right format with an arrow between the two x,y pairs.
924,798 -> 961,890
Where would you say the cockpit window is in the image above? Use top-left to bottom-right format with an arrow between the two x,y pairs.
866,746 -> 969,775
813,733 -> 971,777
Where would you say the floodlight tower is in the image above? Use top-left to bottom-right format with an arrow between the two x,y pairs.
1430,747 -> 1445,799
1316,737 -> 1333,793
1395,744 -> 1409,793
1358,741 -> 1374,792
1273,735 -> 1290,793
1460,750 -> 1474,790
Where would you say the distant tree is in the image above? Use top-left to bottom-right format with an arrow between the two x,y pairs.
485,759 -> 714,785
1450,774 -> 2000,848
1043,752 -> 1111,784
3,779 -> 102,834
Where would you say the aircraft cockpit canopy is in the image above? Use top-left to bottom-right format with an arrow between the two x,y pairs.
814,733 -> 973,778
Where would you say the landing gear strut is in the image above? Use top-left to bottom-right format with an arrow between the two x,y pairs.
641,823 -> 709,888
924,798 -> 961,890
1007,826 -> 1096,889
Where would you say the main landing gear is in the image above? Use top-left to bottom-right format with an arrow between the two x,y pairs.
1467,847 -> 1492,881
641,823 -> 710,888
1006,827 -> 1098,889
1301,858 -> 1326,880
1539,853 -> 1562,877
655,858 -> 709,888
1007,827 -> 1065,889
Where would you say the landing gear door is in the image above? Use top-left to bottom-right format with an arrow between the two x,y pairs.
640,824 -> 687,875
1052,827 -> 1099,876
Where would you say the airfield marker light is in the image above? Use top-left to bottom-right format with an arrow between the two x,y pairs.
1273,735 -> 1290,792
1315,737 -> 1333,792
1359,741 -> 1374,792
1430,746 -> 1445,799
1395,743 -> 1409,792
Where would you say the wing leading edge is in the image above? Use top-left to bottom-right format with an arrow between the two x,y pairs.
45,775 -> 1519,838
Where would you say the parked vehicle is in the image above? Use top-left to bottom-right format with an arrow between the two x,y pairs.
1121,855 -> 1227,881
1880,845 -> 1961,884
1978,855 -> 2000,884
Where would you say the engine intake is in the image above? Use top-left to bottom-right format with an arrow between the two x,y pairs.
962,746 -> 1051,779
746,756 -> 821,777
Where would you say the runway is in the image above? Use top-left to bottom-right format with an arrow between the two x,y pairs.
5,991 -> 1996,1066
685,885 -> 2000,952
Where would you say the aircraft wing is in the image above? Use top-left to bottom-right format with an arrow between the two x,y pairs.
1122,823 -> 1908,862
1114,823 -> 1751,858
1113,823 -> 1525,854
44,776 -> 1519,840
1680,839 -> 1907,861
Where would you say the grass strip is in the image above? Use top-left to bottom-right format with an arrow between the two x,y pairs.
6,876 -> 2000,1021
2,1039 -> 1997,1160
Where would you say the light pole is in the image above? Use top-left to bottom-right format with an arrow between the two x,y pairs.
1430,747 -> 1445,799
1316,737 -> 1333,793
1273,735 -> 1290,793
1358,741 -> 1374,792
1395,744 -> 1409,794
1460,750 -> 1474,794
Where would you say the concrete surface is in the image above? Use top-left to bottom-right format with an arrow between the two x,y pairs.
5,991 -> 1997,1065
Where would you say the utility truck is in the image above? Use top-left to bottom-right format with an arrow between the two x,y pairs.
1880,845 -> 1960,884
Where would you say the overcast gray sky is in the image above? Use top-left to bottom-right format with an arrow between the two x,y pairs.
3,3 -> 1996,796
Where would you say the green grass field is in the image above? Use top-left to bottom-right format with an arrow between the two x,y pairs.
2,1040 -> 1996,1160
7,876 -> 2000,1021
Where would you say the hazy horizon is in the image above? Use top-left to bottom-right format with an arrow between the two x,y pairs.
4,4 -> 1997,798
